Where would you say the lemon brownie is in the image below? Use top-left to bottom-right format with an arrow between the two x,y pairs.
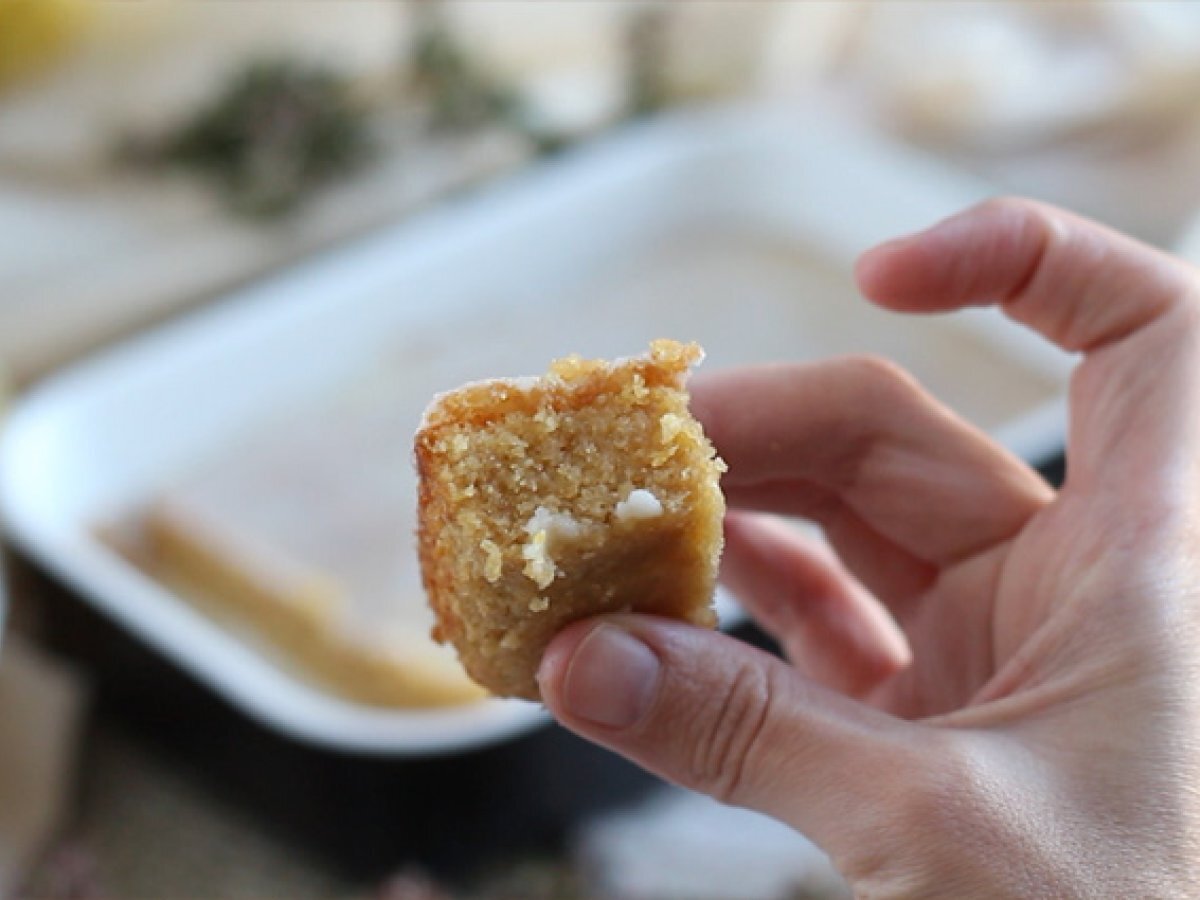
416,339 -> 726,700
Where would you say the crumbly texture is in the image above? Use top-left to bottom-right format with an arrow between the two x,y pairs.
415,339 -> 726,700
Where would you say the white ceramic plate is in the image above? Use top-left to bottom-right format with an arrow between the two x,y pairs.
0,104 -> 1071,754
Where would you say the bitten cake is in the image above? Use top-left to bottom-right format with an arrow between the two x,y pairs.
415,339 -> 726,700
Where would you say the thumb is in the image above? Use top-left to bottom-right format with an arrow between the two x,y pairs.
537,615 -> 926,865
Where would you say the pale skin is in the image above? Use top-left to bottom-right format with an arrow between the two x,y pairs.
537,198 -> 1200,898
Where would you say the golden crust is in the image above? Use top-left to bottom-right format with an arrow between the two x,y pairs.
416,339 -> 725,700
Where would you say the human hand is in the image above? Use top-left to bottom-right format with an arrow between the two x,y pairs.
537,198 -> 1200,897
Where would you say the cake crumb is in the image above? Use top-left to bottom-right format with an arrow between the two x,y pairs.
520,507 -> 589,588
533,408 -> 560,432
660,412 -> 686,443
480,539 -> 503,583
521,530 -> 556,588
529,596 -> 550,613
500,631 -> 522,649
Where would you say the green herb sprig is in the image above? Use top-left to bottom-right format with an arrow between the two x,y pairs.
126,60 -> 374,219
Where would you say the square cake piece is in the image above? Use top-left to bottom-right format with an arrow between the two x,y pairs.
415,339 -> 726,700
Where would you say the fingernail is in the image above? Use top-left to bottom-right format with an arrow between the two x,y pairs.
561,624 -> 660,728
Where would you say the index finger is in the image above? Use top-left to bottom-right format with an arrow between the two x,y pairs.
855,197 -> 1200,495
855,197 -> 1193,353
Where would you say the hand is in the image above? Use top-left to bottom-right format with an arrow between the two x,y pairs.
537,198 -> 1200,897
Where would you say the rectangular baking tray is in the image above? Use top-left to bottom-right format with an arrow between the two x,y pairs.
0,103 -> 1071,756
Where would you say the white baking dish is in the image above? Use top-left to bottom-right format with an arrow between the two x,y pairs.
1173,209 -> 1200,264
0,104 -> 1071,755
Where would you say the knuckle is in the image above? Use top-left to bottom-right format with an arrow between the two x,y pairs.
836,354 -> 922,403
840,732 -> 986,890
686,662 -> 777,805
824,356 -> 931,491
975,194 -> 1040,221
975,196 -> 1062,245
905,732 -> 984,821
834,355 -> 932,438
896,733 -> 1002,861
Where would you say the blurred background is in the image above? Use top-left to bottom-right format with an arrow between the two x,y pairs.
4,2 -> 1200,898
